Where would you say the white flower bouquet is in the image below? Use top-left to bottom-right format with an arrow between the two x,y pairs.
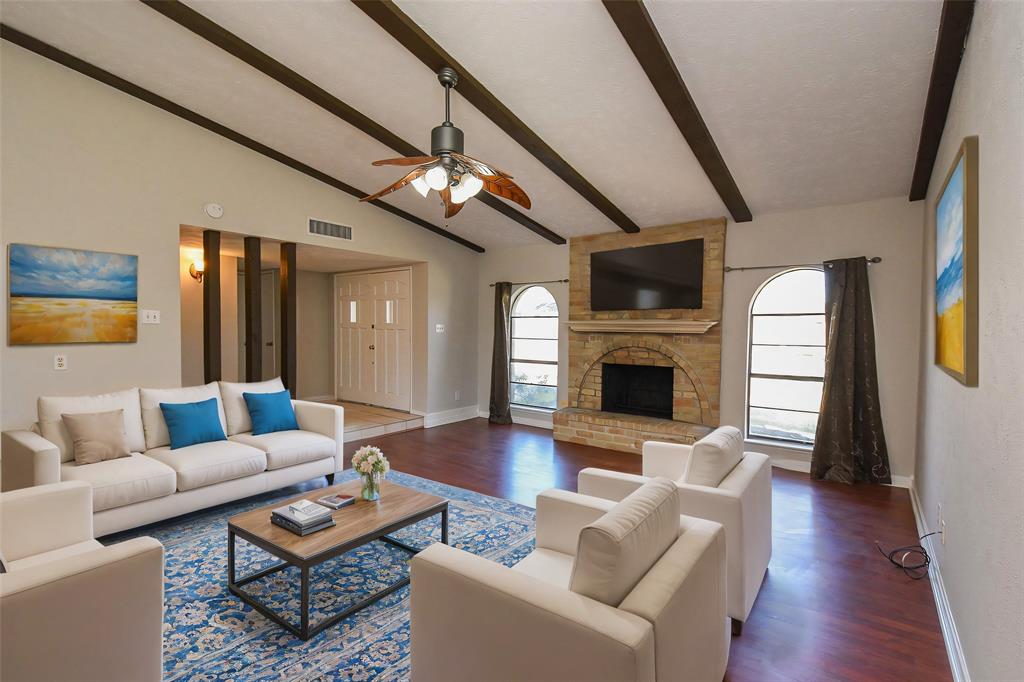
351,445 -> 389,500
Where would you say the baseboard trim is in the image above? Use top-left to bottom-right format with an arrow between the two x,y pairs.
909,480 -> 970,682
474,409 -> 554,430
767,457 -> 911,488
423,406 -> 479,429
299,394 -> 334,402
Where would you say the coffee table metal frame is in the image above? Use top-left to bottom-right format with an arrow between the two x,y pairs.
227,501 -> 448,640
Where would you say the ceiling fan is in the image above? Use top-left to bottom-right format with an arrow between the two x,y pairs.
360,67 -> 531,219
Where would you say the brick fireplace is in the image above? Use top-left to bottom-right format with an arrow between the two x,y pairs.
553,218 -> 725,454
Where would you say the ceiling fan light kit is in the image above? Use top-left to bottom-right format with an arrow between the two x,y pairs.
361,67 -> 531,220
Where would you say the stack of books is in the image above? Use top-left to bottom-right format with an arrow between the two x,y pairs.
271,499 -> 335,536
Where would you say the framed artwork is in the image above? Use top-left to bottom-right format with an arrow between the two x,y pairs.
934,136 -> 978,386
8,244 -> 138,345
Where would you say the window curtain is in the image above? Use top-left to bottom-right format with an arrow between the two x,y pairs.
488,282 -> 513,424
811,257 -> 891,484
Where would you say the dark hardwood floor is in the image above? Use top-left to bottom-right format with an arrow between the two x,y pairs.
347,418 -> 951,682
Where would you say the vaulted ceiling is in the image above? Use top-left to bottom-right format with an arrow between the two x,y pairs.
1,0 -> 943,251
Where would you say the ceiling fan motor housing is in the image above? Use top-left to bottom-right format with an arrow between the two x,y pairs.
431,122 -> 464,156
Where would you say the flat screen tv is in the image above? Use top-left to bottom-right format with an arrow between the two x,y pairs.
590,239 -> 704,311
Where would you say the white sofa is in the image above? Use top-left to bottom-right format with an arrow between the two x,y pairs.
578,427 -> 771,634
1,481 -> 164,682
1,379 -> 345,536
409,481 -> 730,682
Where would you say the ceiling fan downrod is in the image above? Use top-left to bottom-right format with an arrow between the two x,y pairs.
431,67 -> 464,157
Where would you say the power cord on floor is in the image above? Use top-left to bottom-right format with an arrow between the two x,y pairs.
875,531 -> 941,580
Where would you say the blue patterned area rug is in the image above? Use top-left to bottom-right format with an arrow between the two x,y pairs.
109,470 -> 536,681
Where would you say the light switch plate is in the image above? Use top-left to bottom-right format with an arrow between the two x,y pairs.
435,323 -> 445,333
54,354 -> 68,371
142,310 -> 161,324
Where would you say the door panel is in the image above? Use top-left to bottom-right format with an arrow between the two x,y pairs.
336,269 -> 411,410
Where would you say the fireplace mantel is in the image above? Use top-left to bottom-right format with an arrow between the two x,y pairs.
567,319 -> 719,335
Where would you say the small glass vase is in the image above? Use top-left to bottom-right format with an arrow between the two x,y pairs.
360,471 -> 382,501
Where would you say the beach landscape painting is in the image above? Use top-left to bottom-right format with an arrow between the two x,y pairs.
934,136 -> 978,385
8,244 -> 138,344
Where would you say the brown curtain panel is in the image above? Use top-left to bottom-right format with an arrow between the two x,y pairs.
811,257 -> 891,484
488,282 -> 513,424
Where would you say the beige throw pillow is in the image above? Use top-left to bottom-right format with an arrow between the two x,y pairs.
62,409 -> 132,465
684,425 -> 744,487
569,477 -> 680,606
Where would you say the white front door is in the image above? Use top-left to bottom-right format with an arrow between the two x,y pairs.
336,269 -> 411,411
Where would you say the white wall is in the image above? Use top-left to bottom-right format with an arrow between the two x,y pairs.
914,2 -> 1024,679
0,43 -> 478,429
476,243 -> 569,427
721,196 -> 924,479
296,270 -> 333,400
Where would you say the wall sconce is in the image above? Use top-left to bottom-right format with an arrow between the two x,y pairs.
189,256 -> 205,283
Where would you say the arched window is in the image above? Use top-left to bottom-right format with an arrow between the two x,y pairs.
747,268 -> 826,444
510,286 -> 559,409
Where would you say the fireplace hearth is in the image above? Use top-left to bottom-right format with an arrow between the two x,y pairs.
601,363 -> 673,420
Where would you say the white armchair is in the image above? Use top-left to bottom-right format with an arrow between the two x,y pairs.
579,429 -> 772,635
409,482 -> 730,682
0,481 -> 165,682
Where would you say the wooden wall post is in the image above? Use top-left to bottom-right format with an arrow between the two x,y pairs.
280,242 -> 298,397
243,236 -> 263,382
202,230 -> 221,383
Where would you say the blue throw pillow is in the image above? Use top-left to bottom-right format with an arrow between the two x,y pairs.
159,398 -> 227,450
243,390 -> 299,435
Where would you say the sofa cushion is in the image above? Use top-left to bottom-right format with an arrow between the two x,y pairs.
219,378 -> 286,436
38,388 -> 145,462
62,410 -> 132,465
569,477 -> 679,607
512,548 -> 575,589
146,441 -> 266,491
140,382 -> 228,450
229,430 -> 334,470
684,426 -> 744,488
6,539 -> 103,572
60,454 -> 177,512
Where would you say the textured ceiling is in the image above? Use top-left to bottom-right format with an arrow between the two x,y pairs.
2,0 -> 941,251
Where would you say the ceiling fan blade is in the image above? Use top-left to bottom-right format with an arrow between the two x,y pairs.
371,155 -> 439,167
451,152 -> 513,179
441,186 -> 465,219
478,174 -> 531,210
359,166 -> 428,202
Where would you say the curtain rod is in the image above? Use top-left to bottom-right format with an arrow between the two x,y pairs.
724,256 -> 882,273
489,278 -> 569,287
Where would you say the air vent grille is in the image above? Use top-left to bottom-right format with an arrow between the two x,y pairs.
309,218 -> 352,240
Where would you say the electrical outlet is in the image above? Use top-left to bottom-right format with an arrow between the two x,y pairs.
54,354 -> 68,371
941,519 -> 946,545
435,323 -> 445,333
142,309 -> 161,324
454,390 -> 461,402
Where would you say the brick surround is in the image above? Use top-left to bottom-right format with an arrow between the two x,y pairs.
554,218 -> 726,454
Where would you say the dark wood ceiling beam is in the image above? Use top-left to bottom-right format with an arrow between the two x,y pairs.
352,0 -> 640,234
0,24 -> 484,253
141,0 -> 565,246
908,0 -> 975,201
602,0 -> 752,223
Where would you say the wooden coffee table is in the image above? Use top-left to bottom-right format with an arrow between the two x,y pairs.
227,479 -> 448,640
